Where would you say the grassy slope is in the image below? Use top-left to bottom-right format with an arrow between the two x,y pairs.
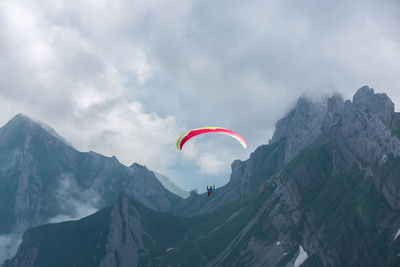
153,172 -> 190,199
3,207 -> 111,267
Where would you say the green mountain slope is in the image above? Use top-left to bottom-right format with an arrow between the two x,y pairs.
153,172 -> 190,199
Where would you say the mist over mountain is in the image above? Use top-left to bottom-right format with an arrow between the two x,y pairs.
0,114 -> 181,263
4,86 -> 400,266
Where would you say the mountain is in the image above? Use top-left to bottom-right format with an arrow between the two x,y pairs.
7,86 -> 400,266
4,192 -> 278,267
171,140 -> 285,216
7,142 -> 400,267
0,114 -> 181,240
153,172 -> 190,199
171,94 -> 328,217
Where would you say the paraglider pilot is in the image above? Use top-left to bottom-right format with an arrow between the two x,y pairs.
207,185 -> 216,197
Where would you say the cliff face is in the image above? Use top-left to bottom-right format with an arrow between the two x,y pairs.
270,96 -> 328,164
99,194 -> 144,267
321,87 -> 400,166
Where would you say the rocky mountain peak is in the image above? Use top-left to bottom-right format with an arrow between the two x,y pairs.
129,162 -> 154,177
320,86 -> 400,169
353,85 -> 394,128
3,114 -> 35,132
9,113 -> 32,123
268,86 -> 398,167
327,93 -> 344,108
353,85 -> 374,100
129,162 -> 147,170
1,113 -> 68,146
270,95 -> 328,163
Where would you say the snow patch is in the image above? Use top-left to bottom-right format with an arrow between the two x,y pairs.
276,241 -> 281,246
166,248 -> 173,252
394,228 -> 400,241
294,245 -> 308,267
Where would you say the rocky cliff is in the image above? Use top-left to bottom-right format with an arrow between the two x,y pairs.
270,95 -> 328,164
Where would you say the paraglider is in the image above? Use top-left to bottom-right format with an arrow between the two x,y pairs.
177,127 -> 246,199
207,185 -> 216,197
176,127 -> 248,151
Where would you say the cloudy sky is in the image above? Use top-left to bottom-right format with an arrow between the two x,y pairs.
0,0 -> 399,191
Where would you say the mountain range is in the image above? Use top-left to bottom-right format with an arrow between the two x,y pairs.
0,114 -> 183,262
3,86 -> 400,266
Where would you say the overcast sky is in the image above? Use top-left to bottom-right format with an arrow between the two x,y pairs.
0,0 -> 399,191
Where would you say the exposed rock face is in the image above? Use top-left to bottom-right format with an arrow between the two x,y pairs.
270,96 -> 328,164
270,86 -> 400,167
353,86 -> 394,128
321,86 -> 400,166
99,193 -> 142,267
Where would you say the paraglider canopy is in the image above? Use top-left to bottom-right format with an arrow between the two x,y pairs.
176,127 -> 247,150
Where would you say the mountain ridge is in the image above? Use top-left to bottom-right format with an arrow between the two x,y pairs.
0,113 -> 182,263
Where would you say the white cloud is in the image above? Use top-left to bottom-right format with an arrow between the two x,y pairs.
0,0 -> 180,174
48,174 -> 100,223
0,0 -> 399,192
198,153 -> 224,174
0,233 -> 21,265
